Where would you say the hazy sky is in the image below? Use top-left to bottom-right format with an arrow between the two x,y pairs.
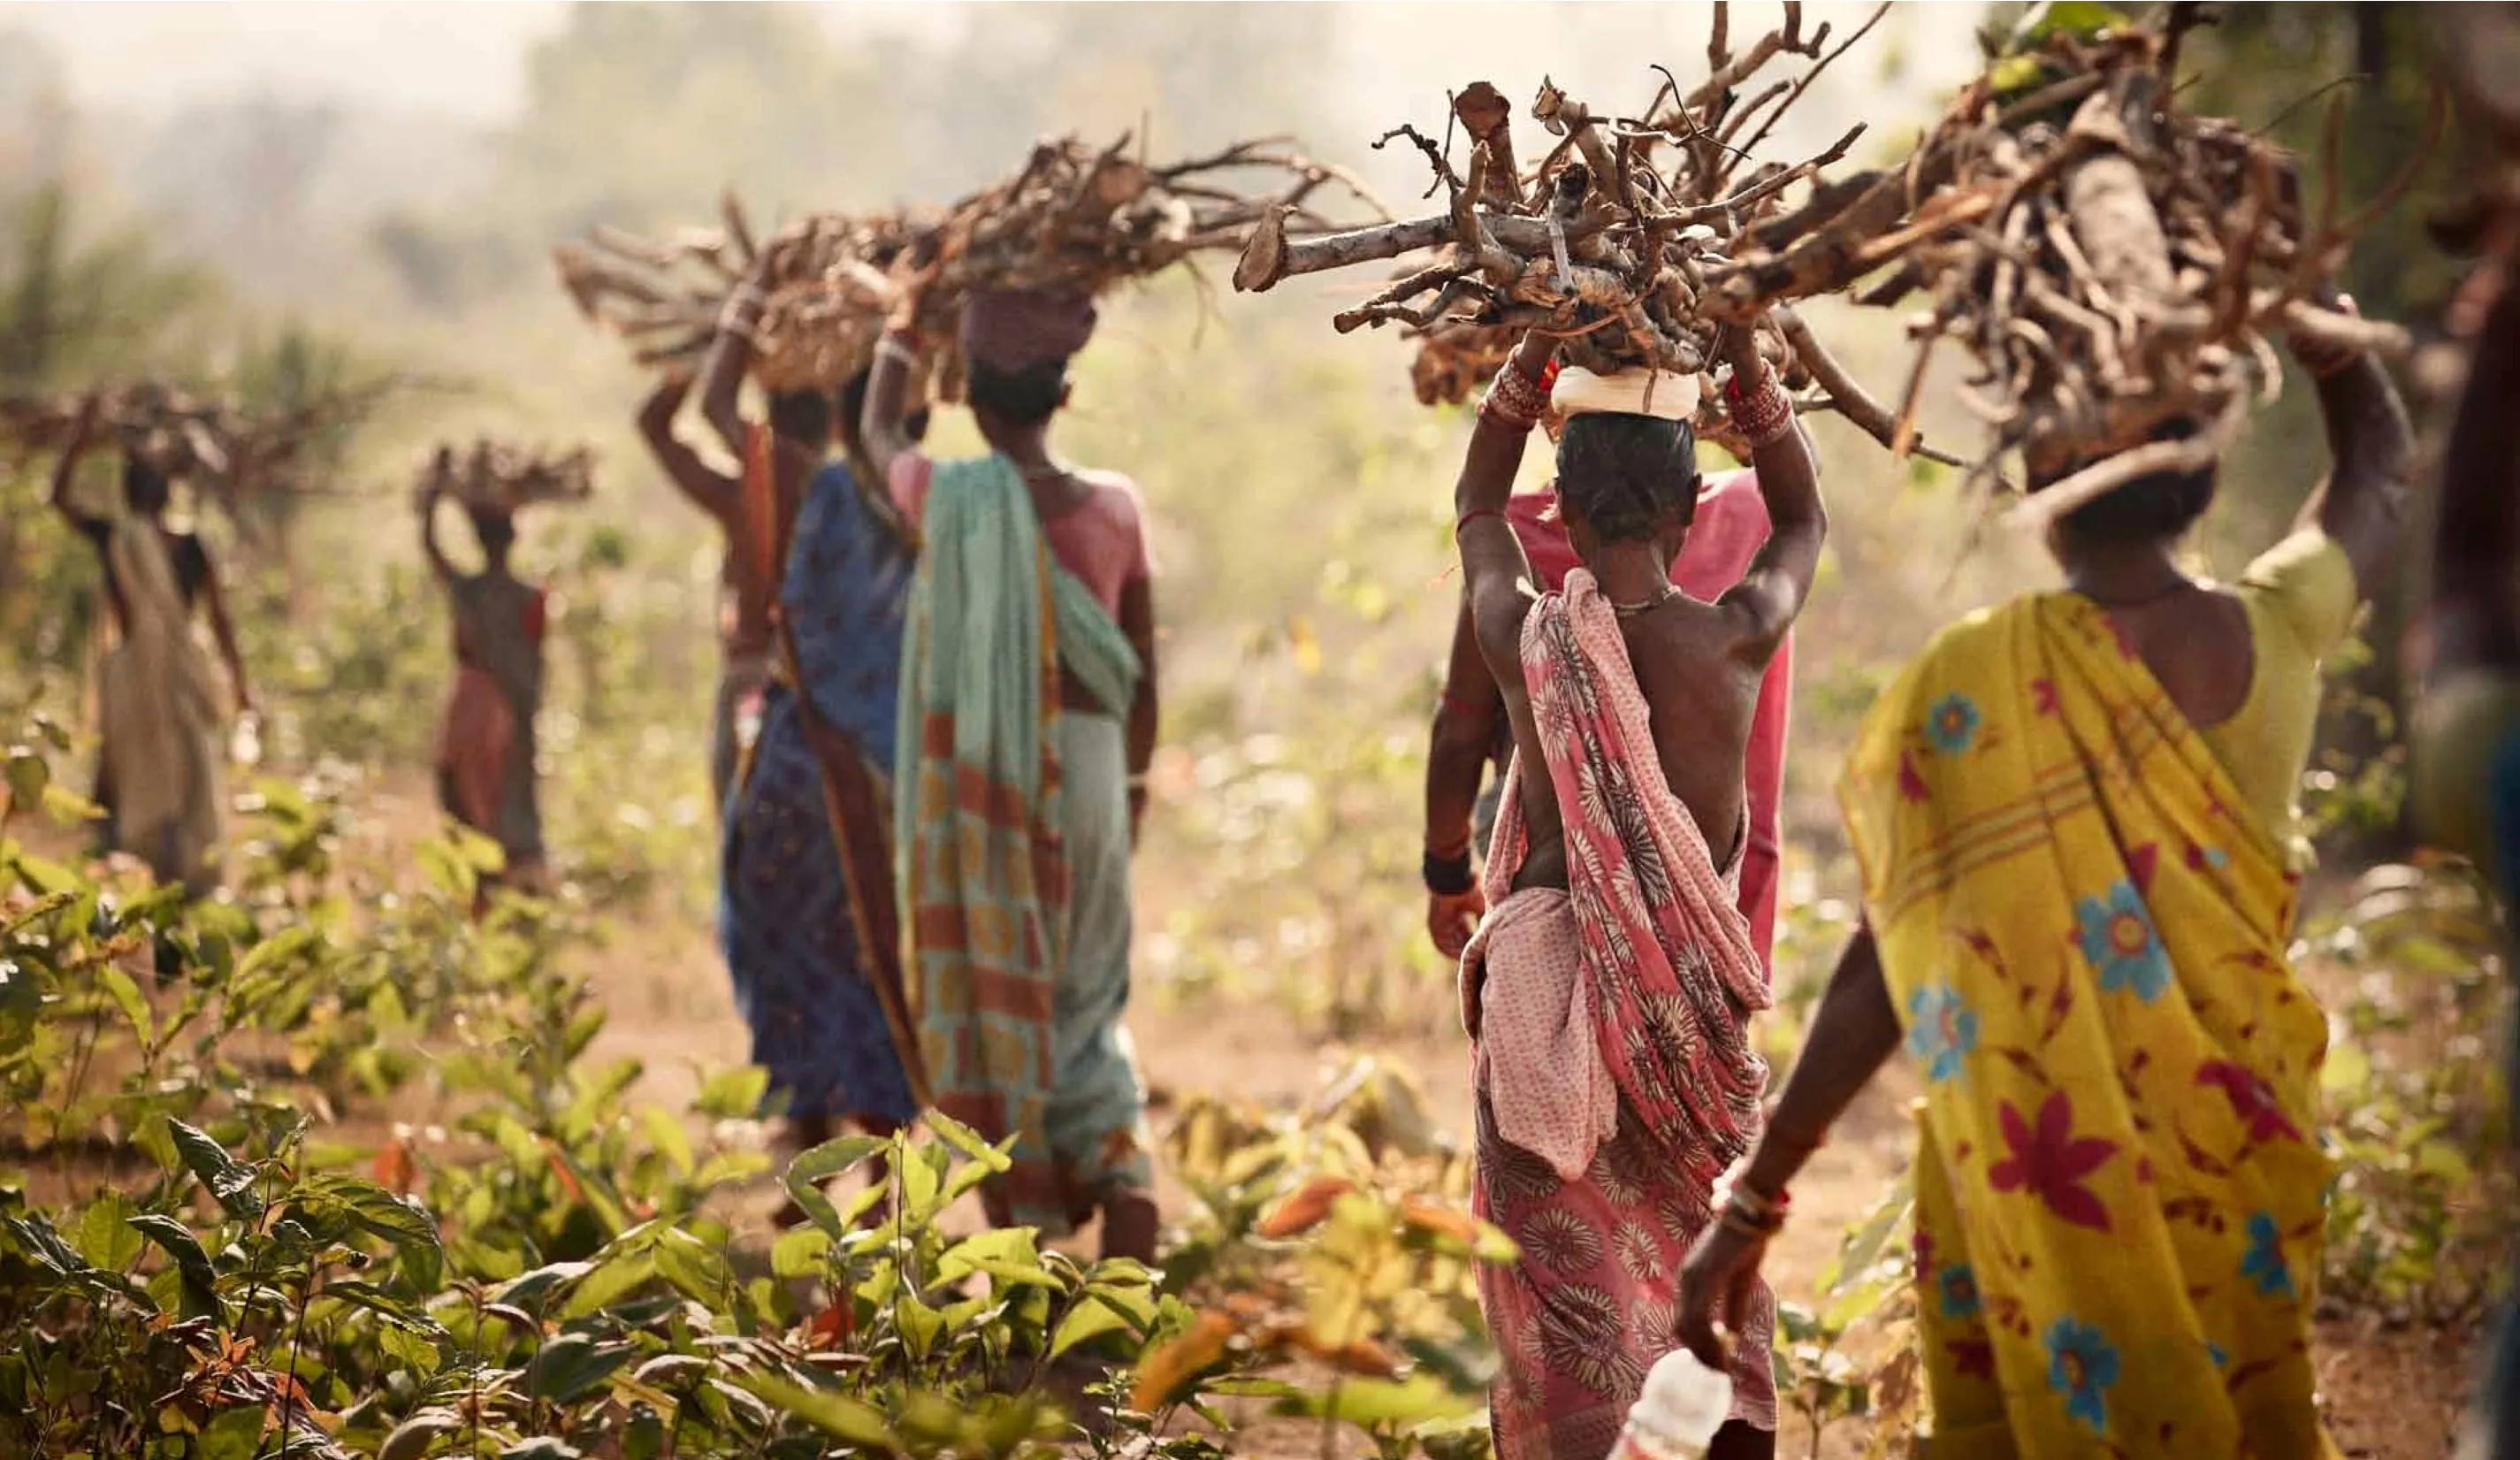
7,3 -> 1977,128
4,3 -> 957,120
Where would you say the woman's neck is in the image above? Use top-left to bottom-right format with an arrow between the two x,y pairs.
1590,541 -> 1672,604
2058,538 -> 2189,602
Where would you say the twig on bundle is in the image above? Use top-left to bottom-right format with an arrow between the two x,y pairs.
555,195 -> 930,393
420,440 -> 596,516
1239,4 -> 1939,454
561,143 -> 1384,402
1809,14 -> 2430,519
0,381 -> 401,527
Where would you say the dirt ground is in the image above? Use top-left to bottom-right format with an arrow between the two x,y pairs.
552,880 -> 2482,1459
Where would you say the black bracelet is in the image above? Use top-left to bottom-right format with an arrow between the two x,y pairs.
1422,847 -> 1475,898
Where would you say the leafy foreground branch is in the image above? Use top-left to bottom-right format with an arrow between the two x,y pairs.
0,710 -> 1510,1460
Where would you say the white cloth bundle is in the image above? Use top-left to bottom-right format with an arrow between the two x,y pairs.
1550,364 -> 1700,423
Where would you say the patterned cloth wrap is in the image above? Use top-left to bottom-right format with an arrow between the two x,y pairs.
894,452 -> 1150,1235
719,462 -> 921,1126
1842,593 -> 2335,1457
98,516 -> 225,891
1461,569 -> 1778,1458
435,572 -> 546,871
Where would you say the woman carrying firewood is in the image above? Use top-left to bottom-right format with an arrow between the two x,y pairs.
49,394 -> 255,895
861,285 -> 1162,1264
636,247 -> 842,817
1422,475 -> 1794,972
1677,288 -> 2413,1455
1452,316 -> 1821,1460
716,365 -> 932,1189
420,454 -> 551,898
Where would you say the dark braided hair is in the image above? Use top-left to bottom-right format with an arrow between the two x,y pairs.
1554,413 -> 1702,544
2035,417 -> 2217,544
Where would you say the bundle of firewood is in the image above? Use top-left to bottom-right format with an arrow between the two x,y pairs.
555,197 -> 928,394
418,440 -> 595,516
559,141 -> 1381,401
1769,8 -> 2427,517
0,383 -> 371,518
1236,4 -> 1935,451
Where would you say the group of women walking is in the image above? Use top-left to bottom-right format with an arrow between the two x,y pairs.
38,172 -> 2490,1455
645,262 -> 1165,1260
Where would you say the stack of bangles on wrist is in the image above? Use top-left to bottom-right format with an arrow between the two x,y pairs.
875,333 -> 920,371
1718,1180 -> 1791,1240
1478,359 -> 1559,432
1423,845 -> 1475,898
1722,360 -> 1796,449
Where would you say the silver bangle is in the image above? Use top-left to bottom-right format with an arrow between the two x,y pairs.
874,336 -> 920,370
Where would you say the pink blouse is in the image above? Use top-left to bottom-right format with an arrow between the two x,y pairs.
889,453 -> 1152,615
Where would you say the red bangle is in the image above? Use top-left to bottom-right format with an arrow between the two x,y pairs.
1455,507 -> 1508,536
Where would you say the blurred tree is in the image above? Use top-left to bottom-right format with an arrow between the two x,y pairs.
0,186 -> 217,393
2175,4 -> 2453,853
499,3 -> 900,234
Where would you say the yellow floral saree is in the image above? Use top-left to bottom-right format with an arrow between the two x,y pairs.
1841,594 -> 2336,1457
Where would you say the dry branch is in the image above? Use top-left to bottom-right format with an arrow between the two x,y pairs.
562,143 -> 1381,401
1239,4 -> 1908,447
1822,16 -> 2427,512
419,440 -> 596,516
0,382 -> 394,522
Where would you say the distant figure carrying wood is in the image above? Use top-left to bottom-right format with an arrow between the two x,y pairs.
50,393 -> 254,896
419,452 -> 550,896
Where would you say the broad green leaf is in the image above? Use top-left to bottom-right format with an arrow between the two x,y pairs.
524,1333 -> 637,1403
925,1110 -> 1012,1172
734,1372 -> 897,1449
1050,1298 -> 1132,1358
653,1228 -> 732,1304
3,751 -> 47,817
894,1290 -> 946,1360
0,957 -> 38,1054
1271,1372 -> 1482,1429
128,1214 -> 219,1319
694,1064 -> 770,1120
938,1228 -> 1060,1290
97,962 -> 152,1046
6,1213 -> 86,1277
319,1280 -> 451,1338
310,1175 -> 442,1252
378,1408 -> 464,1460
75,1192 -> 144,1273
496,1260 -> 595,1312
639,1105 -> 693,1176
783,1135 -> 888,1235
195,1406 -> 267,1460
559,1248 -> 655,1319
378,1324 -> 441,1379
168,1120 -> 262,1219
771,1227 -> 832,1280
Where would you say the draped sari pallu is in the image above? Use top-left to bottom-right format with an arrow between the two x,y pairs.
1842,595 -> 2334,1458
719,462 -> 924,1127
1462,572 -> 1776,1460
98,518 -> 224,891
896,455 -> 1149,1235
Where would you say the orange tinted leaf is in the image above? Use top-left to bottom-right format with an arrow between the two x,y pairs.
1131,1311 -> 1237,1411
371,1139 -> 416,1196
1256,1176 -> 1355,1239
1396,1197 -> 1478,1243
